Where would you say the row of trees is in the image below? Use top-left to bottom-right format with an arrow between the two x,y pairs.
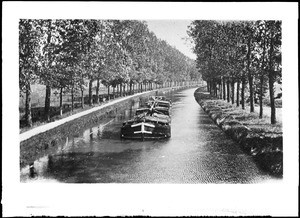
188,20 -> 281,124
20,19 -> 200,127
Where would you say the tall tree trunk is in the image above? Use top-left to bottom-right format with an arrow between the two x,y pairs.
123,84 -> 126,96
44,85 -> 51,121
218,82 -> 221,99
214,81 -> 217,97
71,86 -> 74,112
227,80 -> 230,102
25,82 -> 32,127
241,77 -> 246,109
107,85 -> 110,100
236,80 -> 240,107
89,79 -> 93,106
44,21 -> 52,122
223,77 -> 226,100
81,87 -> 84,109
247,37 -> 254,112
95,79 -> 100,104
59,87 -> 63,116
120,83 -> 123,97
231,79 -> 235,104
219,82 -> 222,99
268,73 -> 276,124
129,81 -> 132,95
268,28 -> 276,124
259,75 -> 264,118
259,36 -> 267,119
248,74 -> 254,112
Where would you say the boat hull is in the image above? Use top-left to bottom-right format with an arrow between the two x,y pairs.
120,122 -> 171,140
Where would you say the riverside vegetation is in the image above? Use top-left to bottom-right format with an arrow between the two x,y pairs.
194,87 -> 282,177
188,20 -> 282,125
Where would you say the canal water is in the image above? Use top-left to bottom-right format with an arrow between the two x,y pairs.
20,88 -> 279,183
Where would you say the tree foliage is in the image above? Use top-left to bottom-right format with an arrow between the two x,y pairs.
188,20 -> 282,124
19,19 -> 200,126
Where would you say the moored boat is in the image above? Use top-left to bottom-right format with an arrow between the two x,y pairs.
120,98 -> 172,140
120,112 -> 171,140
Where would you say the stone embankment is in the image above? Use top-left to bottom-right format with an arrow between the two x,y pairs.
194,88 -> 283,177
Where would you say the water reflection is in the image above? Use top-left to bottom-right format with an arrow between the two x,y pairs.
20,88 -> 280,183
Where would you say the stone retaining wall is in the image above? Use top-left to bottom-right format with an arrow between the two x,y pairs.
194,88 -> 283,177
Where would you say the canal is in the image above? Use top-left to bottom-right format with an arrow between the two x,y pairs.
20,88 -> 279,183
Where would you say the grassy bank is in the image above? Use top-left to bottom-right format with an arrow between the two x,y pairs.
194,88 -> 283,177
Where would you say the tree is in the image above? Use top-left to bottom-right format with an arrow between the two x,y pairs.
19,19 -> 41,126
19,19 -> 201,126
53,19 -> 86,114
252,21 -> 269,118
265,21 -> 282,124
188,19 -> 281,122
36,19 -> 69,120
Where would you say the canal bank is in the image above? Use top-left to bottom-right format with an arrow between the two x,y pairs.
20,85 -> 194,168
194,87 -> 283,177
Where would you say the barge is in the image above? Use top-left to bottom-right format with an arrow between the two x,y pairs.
120,97 -> 172,140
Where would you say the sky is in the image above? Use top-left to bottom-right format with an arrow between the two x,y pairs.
145,20 -> 196,60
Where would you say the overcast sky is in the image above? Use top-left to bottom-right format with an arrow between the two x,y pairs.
145,20 -> 196,60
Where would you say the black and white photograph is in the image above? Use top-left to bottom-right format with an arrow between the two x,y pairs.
2,2 -> 298,217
